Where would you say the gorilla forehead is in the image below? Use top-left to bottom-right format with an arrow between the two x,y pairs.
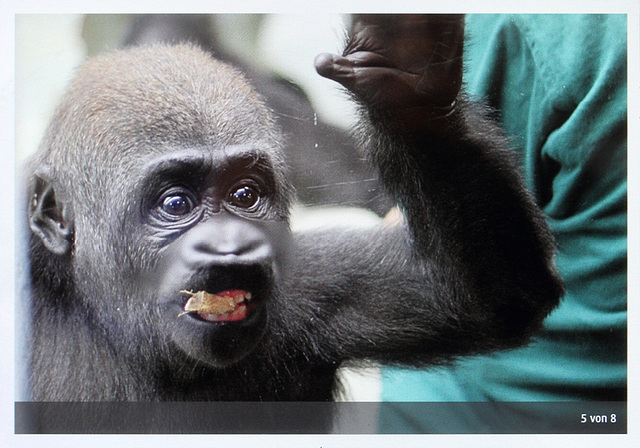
53,44 -> 279,161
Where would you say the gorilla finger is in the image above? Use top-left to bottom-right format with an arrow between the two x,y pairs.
314,53 -> 357,87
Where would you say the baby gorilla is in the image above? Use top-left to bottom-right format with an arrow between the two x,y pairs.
25,15 -> 562,412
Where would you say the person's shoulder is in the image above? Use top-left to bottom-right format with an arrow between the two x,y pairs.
466,14 -> 627,101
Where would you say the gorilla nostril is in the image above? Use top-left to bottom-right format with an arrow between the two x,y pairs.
193,238 -> 261,257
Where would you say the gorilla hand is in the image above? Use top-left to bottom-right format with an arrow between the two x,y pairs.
314,14 -> 465,134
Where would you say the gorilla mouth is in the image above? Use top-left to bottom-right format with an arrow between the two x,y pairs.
179,289 -> 255,323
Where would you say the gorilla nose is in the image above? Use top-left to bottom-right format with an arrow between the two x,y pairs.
194,237 -> 266,258
186,220 -> 274,265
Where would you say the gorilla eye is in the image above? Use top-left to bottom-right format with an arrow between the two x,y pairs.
162,195 -> 193,216
155,190 -> 198,221
227,184 -> 261,209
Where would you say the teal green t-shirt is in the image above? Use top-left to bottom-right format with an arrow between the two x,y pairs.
380,14 -> 627,431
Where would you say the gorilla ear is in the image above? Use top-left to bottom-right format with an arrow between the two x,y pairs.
29,175 -> 74,255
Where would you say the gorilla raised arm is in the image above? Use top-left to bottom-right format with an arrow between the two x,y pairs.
25,15 -> 562,402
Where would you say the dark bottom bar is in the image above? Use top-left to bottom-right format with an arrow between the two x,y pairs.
15,401 -> 627,434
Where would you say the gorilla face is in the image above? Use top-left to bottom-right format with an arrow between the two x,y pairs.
138,145 -> 291,367
67,145 -> 292,368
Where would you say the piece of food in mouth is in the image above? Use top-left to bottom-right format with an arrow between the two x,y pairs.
178,290 -> 252,321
